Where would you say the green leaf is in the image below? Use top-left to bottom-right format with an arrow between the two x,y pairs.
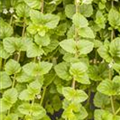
54,62 -> 72,81
3,88 -> 18,104
0,99 -> 11,113
44,70 -> 56,87
62,87 -> 88,103
3,37 -> 15,54
82,0 -> 93,4
0,71 -> 12,90
108,8 -> 120,28
27,24 -> 47,36
93,92 -> 110,108
0,88 -> 18,112
77,40 -> 94,55
72,13 -> 88,28
23,62 -> 53,76
16,70 -> 34,83
62,102 -> 88,120
35,34 -> 50,46
65,4 -> 93,19
0,42 -> 10,59
26,43 -> 44,58
19,89 -> 34,101
78,27 -> 95,38
18,103 -> 46,118
88,63 -> 109,81
16,2 -> 30,17
97,41 -> 112,62
109,37 -> 120,59
0,19 -> 13,39
44,14 -> 60,29
70,62 -> 90,84
30,10 -> 60,29
19,80 -> 41,101
59,39 -> 76,54
65,4 -> 75,18
80,4 -> 93,17
24,0 -> 41,9
5,59 -> 21,75
95,10 -> 106,29
94,109 -> 113,120
3,37 -> 26,54
43,40 -> 59,54
113,63 -> 120,74
97,79 -> 120,96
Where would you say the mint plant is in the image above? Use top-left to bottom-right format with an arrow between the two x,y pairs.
0,0 -> 120,120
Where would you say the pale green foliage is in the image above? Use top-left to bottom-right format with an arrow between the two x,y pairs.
1,0 -> 120,120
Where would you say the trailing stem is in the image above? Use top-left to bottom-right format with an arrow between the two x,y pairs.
41,0 -> 44,13
72,0 -> 80,89
40,87 -> 46,105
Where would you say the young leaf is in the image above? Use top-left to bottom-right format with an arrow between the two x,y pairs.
5,59 -> 21,75
95,10 -> 106,29
0,19 -> 13,39
30,10 -> 60,29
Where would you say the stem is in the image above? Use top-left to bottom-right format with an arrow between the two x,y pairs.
22,18 -> 26,37
115,107 -> 120,115
9,15 -> 13,25
111,0 -> 114,8
71,0 -> 80,89
12,75 -> 16,88
0,58 -> 2,70
110,96 -> 115,114
111,29 -> 114,41
41,0 -> 44,13
17,52 -> 21,62
40,87 -> 46,105
72,78 -> 76,89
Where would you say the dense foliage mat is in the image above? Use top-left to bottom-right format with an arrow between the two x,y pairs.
0,0 -> 120,120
